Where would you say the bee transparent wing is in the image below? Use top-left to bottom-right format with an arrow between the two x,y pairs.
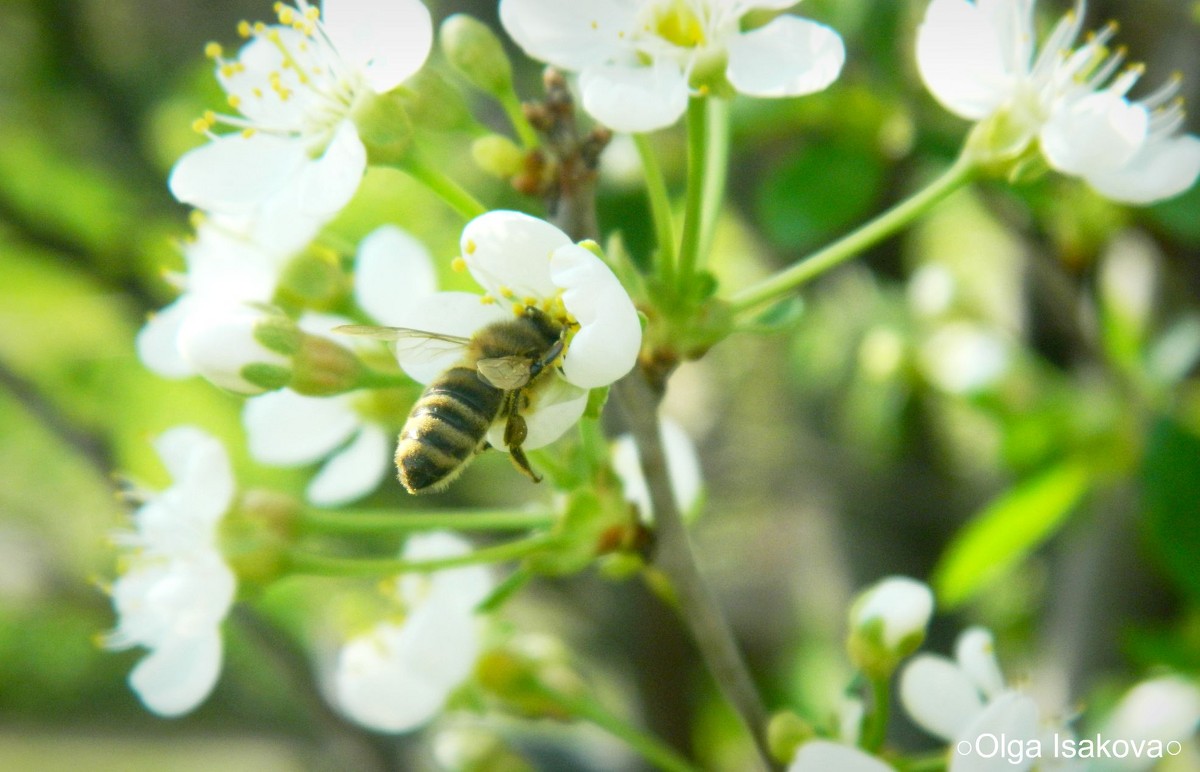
334,324 -> 472,366
477,356 -> 533,390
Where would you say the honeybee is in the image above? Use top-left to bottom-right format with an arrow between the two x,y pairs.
338,306 -> 569,494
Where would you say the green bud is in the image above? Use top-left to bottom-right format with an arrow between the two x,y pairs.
471,134 -> 525,179
253,313 -> 302,357
440,14 -> 514,98
351,89 -> 414,166
767,711 -> 815,765
290,333 -> 364,396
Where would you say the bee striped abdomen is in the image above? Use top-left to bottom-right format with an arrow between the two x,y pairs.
396,366 -> 504,494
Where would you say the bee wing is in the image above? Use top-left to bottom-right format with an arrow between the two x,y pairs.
477,356 -> 533,390
334,324 -> 472,366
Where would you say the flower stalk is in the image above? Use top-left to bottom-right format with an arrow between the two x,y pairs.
297,508 -> 556,536
285,532 -> 557,577
635,132 -> 678,290
396,151 -> 489,220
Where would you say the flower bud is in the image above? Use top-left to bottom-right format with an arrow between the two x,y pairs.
351,89 -> 414,166
767,710 -> 814,764
178,303 -> 298,394
290,333 -> 364,396
847,576 -> 934,676
440,14 -> 514,98
471,134 -> 525,179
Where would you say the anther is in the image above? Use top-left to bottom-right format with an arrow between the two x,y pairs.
204,42 -> 223,59
451,257 -> 467,273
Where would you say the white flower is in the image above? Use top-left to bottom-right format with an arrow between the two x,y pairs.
499,0 -> 845,133
917,0 -> 1200,204
104,427 -> 237,717
137,207 -> 320,382
788,740 -> 895,772
900,627 -> 1062,772
610,417 -> 703,522
176,302 -> 297,395
241,227 -> 439,505
919,322 -> 1010,395
169,0 -> 433,217
391,210 -> 642,453
851,576 -> 935,651
334,532 -> 493,733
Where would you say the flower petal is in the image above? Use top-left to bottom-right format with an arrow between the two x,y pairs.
296,120 -> 367,216
398,531 -> 494,611
243,390 -> 361,465
853,576 -> 935,649
900,654 -> 986,741
152,427 -> 236,528
305,423 -> 392,506
1040,92 -> 1148,176
955,627 -> 1006,700
551,243 -> 641,388
461,210 -> 569,300
354,225 -> 438,326
169,133 -> 306,214
915,0 -> 1025,120
499,0 -> 633,71
322,0 -> 433,93
788,741 -> 895,772
1085,132 -> 1200,205
579,60 -> 690,133
725,16 -> 845,98
137,297 -> 195,379
129,629 -> 224,717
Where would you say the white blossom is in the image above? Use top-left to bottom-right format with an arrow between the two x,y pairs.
334,532 -> 493,733
104,427 -> 237,717
851,575 -> 935,651
391,210 -> 642,454
900,626 -> 1067,772
917,0 -> 1200,203
169,0 -> 433,217
500,0 -> 845,133
1100,675 -> 1200,771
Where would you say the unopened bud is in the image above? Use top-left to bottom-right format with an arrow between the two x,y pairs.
767,711 -> 815,765
290,333 -> 363,396
847,575 -> 934,676
178,303 -> 297,395
471,134 -> 525,179
351,89 -> 414,166
440,14 -> 514,98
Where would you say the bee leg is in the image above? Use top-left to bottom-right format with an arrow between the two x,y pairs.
502,409 -> 542,483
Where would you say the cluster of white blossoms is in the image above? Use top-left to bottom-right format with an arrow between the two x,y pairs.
104,427 -> 237,717
918,0 -> 1200,203
500,0 -> 846,133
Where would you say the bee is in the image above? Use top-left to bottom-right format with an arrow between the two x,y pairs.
338,306 -> 569,494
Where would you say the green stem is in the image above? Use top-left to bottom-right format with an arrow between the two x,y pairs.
500,90 -> 540,150
728,152 -> 978,315
698,97 -> 730,266
539,685 -> 701,772
399,151 -> 489,220
634,132 -> 677,289
676,96 -> 711,296
298,508 -> 556,536
862,672 -> 890,753
285,533 -> 556,577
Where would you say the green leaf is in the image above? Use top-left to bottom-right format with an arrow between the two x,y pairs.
754,140 -> 885,252
1141,418 -> 1200,602
934,460 -> 1091,608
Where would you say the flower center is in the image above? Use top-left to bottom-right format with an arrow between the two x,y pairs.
194,2 -> 361,155
642,0 -> 707,50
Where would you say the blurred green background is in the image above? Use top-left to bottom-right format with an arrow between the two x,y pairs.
1,0 -> 1198,769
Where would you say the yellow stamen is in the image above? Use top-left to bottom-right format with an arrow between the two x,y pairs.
464,238 -> 477,255
480,294 -> 496,305
451,257 -> 467,273
237,20 -> 252,38
498,286 -> 515,299
511,302 -> 525,316
204,41 -> 223,59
